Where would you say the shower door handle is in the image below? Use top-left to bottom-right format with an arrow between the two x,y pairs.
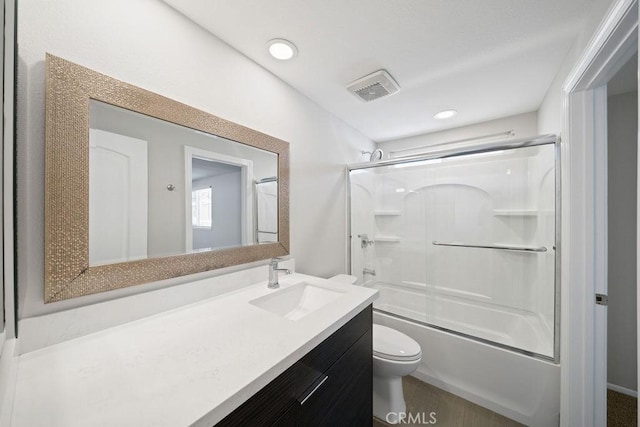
432,241 -> 547,252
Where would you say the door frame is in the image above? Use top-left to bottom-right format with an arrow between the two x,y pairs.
184,146 -> 254,250
561,0 -> 638,425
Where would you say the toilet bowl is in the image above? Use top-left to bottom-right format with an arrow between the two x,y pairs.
372,324 -> 422,423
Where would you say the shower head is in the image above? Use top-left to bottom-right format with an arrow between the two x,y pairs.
361,149 -> 384,162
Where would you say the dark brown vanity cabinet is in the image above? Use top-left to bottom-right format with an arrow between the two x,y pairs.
217,305 -> 373,426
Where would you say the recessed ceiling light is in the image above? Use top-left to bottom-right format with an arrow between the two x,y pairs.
434,109 -> 458,120
267,39 -> 298,60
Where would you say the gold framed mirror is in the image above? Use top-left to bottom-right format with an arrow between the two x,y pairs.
45,54 -> 289,302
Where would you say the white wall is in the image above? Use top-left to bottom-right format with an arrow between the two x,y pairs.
607,90 -> 638,393
537,0 -> 616,133
17,0 -> 374,318
377,111 -> 538,157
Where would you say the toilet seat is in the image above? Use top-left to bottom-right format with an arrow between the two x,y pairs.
373,324 -> 422,362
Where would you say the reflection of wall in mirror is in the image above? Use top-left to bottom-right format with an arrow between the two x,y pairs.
89,100 -> 278,259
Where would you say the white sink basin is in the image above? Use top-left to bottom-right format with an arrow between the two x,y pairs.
250,282 -> 346,320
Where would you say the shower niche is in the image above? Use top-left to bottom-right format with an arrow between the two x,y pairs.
348,136 -> 558,360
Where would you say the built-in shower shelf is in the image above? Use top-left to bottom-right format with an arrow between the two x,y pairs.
374,210 -> 402,216
492,209 -> 553,216
374,236 -> 401,242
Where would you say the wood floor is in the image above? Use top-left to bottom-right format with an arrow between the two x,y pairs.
372,376 -> 524,427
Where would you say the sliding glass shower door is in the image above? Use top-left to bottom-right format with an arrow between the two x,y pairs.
349,139 -> 557,360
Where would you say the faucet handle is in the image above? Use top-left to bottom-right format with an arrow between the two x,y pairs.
270,257 -> 285,266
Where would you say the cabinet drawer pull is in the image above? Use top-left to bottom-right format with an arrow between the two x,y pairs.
299,375 -> 329,405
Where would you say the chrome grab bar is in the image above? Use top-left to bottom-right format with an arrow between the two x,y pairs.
432,241 -> 547,253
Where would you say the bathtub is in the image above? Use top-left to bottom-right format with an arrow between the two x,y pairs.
370,282 -> 560,427
372,282 -> 554,357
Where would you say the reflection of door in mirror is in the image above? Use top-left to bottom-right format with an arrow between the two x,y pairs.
89,129 -> 148,265
185,147 -> 253,251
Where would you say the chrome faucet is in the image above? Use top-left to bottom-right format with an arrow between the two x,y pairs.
357,234 -> 375,249
268,258 -> 291,289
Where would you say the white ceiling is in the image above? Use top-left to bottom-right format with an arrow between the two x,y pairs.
192,158 -> 239,181
163,0 -> 594,142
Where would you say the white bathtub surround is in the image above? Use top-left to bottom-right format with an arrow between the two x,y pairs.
348,139 -> 559,424
10,273 -> 377,426
374,311 -> 559,427
349,141 -> 557,359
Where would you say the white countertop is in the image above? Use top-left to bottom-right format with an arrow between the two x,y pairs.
10,274 -> 377,426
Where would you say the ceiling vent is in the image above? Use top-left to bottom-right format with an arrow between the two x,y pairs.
347,69 -> 400,102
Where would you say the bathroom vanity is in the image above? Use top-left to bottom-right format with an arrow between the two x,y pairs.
219,305 -> 372,426
9,273 -> 377,426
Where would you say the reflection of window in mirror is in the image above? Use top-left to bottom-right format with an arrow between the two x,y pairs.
192,187 -> 212,228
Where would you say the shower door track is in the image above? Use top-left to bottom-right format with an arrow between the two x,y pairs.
348,134 -> 556,170
346,133 -> 561,363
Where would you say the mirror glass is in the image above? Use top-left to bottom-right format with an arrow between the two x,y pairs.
88,100 -> 278,266
45,54 -> 289,302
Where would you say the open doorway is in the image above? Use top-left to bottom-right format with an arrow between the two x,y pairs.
190,158 -> 243,251
606,51 -> 639,426
561,1 -> 638,425
184,146 -> 254,251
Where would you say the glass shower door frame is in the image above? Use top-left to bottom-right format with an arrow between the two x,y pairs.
346,134 -> 561,363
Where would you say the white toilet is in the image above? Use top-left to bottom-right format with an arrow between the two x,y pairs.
328,275 -> 422,422
372,324 -> 422,422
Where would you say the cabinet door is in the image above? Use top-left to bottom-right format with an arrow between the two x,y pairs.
273,403 -> 297,426
298,329 -> 372,426
296,307 -> 371,397
216,366 -> 296,426
314,367 -> 372,426
218,305 -> 373,427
